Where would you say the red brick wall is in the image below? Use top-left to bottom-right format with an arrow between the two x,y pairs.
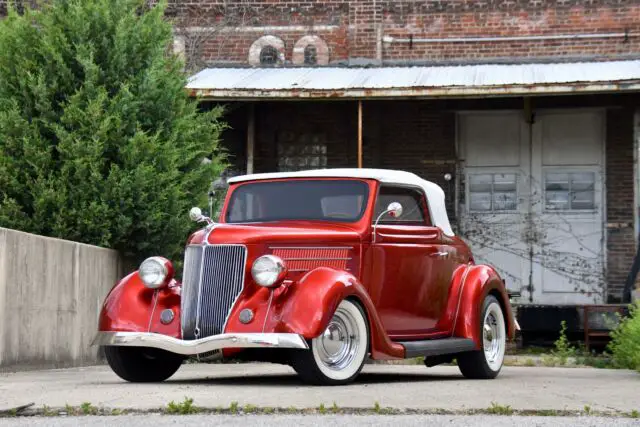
163,0 -> 640,66
605,108 -> 635,302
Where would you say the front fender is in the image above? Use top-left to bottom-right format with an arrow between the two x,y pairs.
98,271 -> 182,338
267,267 -> 404,359
453,264 -> 516,347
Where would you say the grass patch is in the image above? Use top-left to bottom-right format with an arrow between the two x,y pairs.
485,402 -> 514,416
166,397 -> 198,415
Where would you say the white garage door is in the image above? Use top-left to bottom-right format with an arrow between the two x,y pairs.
458,110 -> 605,305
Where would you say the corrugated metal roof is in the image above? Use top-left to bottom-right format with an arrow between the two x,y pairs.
186,60 -> 640,99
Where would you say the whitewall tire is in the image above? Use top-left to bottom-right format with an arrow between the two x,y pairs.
457,295 -> 506,379
290,299 -> 369,385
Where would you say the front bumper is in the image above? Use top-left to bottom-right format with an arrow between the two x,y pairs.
92,331 -> 309,355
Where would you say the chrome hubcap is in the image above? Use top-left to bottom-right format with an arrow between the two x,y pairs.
483,306 -> 504,368
317,307 -> 360,371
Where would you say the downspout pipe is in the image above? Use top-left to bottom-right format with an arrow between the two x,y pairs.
382,31 -> 635,44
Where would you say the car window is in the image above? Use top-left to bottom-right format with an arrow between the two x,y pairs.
373,185 -> 430,225
226,179 -> 369,223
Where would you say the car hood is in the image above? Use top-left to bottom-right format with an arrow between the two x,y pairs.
187,221 -> 362,246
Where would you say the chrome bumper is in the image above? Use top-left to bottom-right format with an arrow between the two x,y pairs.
92,331 -> 309,355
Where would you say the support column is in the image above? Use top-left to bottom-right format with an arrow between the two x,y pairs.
357,101 -> 363,168
246,104 -> 255,174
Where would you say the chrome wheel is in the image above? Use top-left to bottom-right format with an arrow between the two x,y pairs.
482,301 -> 506,372
299,299 -> 368,384
316,306 -> 360,371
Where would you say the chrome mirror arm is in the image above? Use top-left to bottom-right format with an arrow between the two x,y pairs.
372,208 -> 393,244
189,207 -> 216,226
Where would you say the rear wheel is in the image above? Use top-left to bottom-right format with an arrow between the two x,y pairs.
290,299 -> 369,385
104,346 -> 183,382
457,295 -> 506,379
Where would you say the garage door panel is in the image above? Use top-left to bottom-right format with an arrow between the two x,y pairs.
461,114 -> 521,167
541,112 -> 603,166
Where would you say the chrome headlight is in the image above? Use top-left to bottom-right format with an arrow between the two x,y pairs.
251,255 -> 287,288
139,257 -> 172,289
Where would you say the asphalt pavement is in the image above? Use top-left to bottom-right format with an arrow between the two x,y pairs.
0,363 -> 638,418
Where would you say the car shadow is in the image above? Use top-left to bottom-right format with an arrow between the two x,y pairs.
162,371 -> 464,387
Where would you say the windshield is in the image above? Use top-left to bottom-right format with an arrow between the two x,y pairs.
226,179 -> 369,223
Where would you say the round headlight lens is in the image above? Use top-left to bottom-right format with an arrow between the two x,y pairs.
139,257 -> 169,289
251,255 -> 286,288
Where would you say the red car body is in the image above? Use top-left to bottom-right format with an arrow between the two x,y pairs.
95,169 -> 516,384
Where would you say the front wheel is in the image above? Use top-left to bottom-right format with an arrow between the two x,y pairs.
457,295 -> 506,379
104,346 -> 183,382
290,299 -> 369,385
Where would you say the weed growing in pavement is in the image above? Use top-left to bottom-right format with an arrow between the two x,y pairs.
64,404 -> 76,416
583,405 -> 591,415
373,402 -> 381,414
42,405 -> 56,417
331,402 -> 339,413
318,403 -> 327,414
243,404 -> 257,414
535,409 -> 559,416
551,321 -> 576,365
111,409 -> 123,416
524,358 -> 535,367
229,402 -> 239,414
80,402 -> 98,415
486,402 -> 514,416
166,397 -> 198,415
630,410 -> 639,418
262,407 -> 275,414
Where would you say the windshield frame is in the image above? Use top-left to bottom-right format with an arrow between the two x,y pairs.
222,178 -> 371,224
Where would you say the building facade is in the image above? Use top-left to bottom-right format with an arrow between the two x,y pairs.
173,1 -> 640,316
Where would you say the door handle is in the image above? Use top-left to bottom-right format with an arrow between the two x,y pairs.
430,252 -> 448,258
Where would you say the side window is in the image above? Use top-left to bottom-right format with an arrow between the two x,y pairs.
374,186 -> 430,225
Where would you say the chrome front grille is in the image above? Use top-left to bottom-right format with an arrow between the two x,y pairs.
181,245 -> 247,340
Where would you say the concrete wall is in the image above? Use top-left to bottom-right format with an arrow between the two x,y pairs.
0,227 -> 124,370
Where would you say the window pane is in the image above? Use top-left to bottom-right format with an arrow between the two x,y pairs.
493,192 -> 517,211
469,174 -> 492,192
470,192 -> 492,211
546,191 -> 570,210
571,191 -> 595,210
227,180 -> 369,223
374,186 -> 427,224
570,172 -> 595,192
493,173 -> 516,192
545,172 -> 570,192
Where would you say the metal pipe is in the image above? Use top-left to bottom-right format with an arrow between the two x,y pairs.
357,101 -> 363,168
246,104 -> 255,174
382,31 -> 635,44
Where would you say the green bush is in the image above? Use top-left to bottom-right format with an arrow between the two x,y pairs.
0,0 -> 226,264
608,302 -> 640,373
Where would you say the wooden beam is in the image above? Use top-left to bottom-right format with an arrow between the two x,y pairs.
357,101 -> 363,168
246,104 -> 255,174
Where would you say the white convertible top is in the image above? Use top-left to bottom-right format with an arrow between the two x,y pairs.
227,168 -> 454,236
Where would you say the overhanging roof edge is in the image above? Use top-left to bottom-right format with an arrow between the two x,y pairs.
188,80 -> 640,100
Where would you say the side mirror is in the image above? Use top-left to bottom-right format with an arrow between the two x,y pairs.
387,202 -> 403,218
189,207 -> 214,225
372,201 -> 403,243
189,207 -> 203,222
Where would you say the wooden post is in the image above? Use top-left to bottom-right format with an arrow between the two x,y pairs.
246,104 -> 255,174
357,100 -> 363,168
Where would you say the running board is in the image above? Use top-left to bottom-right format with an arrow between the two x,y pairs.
399,338 -> 476,358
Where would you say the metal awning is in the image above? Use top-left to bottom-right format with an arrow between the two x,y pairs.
187,60 -> 640,100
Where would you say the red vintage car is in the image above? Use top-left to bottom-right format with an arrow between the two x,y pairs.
93,169 -> 516,385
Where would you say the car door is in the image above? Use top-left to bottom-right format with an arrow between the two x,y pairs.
364,184 -> 458,339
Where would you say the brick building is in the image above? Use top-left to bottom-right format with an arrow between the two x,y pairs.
173,1 -> 640,322
4,0 -> 636,335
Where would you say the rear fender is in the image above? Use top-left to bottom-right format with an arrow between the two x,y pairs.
98,272 -> 182,338
453,264 -> 516,347
267,267 -> 404,359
